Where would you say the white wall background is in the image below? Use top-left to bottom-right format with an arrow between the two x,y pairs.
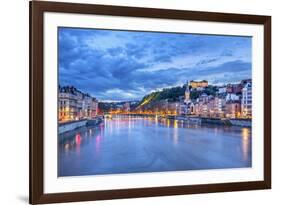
0,0 -> 279,204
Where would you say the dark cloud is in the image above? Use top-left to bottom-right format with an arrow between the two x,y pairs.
221,49 -> 234,57
58,28 -> 252,101
196,58 -> 218,66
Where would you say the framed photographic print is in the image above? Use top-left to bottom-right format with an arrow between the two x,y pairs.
30,0 -> 271,204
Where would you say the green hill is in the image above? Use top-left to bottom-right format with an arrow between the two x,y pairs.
138,86 -> 186,107
137,85 -> 218,109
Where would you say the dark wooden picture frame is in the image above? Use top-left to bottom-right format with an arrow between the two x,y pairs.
30,1 -> 271,204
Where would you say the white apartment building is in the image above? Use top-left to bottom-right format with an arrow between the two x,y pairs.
241,82 -> 252,118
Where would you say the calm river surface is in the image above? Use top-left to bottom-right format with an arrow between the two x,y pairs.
58,116 -> 252,177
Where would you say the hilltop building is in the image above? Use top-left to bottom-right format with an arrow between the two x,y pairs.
190,80 -> 208,89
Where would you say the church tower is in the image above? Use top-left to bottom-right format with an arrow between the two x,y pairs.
185,81 -> 190,103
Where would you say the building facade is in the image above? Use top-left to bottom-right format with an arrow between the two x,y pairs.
59,86 -> 98,122
241,82 -> 252,118
226,83 -> 243,94
225,101 -> 241,118
59,90 -> 78,121
226,93 -> 240,102
190,80 -> 208,89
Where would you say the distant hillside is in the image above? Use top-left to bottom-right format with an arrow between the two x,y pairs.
137,85 -> 218,109
138,86 -> 186,108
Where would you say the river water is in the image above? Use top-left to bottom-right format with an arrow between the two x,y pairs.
58,116 -> 251,177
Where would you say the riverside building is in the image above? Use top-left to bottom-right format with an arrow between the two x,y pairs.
58,86 -> 98,122
241,82 -> 252,118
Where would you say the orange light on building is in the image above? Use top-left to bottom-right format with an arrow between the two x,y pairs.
237,112 -> 241,118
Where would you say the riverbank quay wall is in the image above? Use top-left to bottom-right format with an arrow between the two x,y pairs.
110,114 -> 157,118
107,114 -> 251,127
168,115 -> 251,127
59,117 -> 103,134
200,117 -> 251,127
59,120 -> 87,134
229,119 -> 252,127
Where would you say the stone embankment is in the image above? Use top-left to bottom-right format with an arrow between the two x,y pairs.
165,115 -> 251,127
59,117 -> 103,134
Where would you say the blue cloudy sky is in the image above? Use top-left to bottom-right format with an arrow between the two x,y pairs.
58,27 -> 252,101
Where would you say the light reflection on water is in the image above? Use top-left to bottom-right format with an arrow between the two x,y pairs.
241,128 -> 250,162
58,116 -> 252,177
